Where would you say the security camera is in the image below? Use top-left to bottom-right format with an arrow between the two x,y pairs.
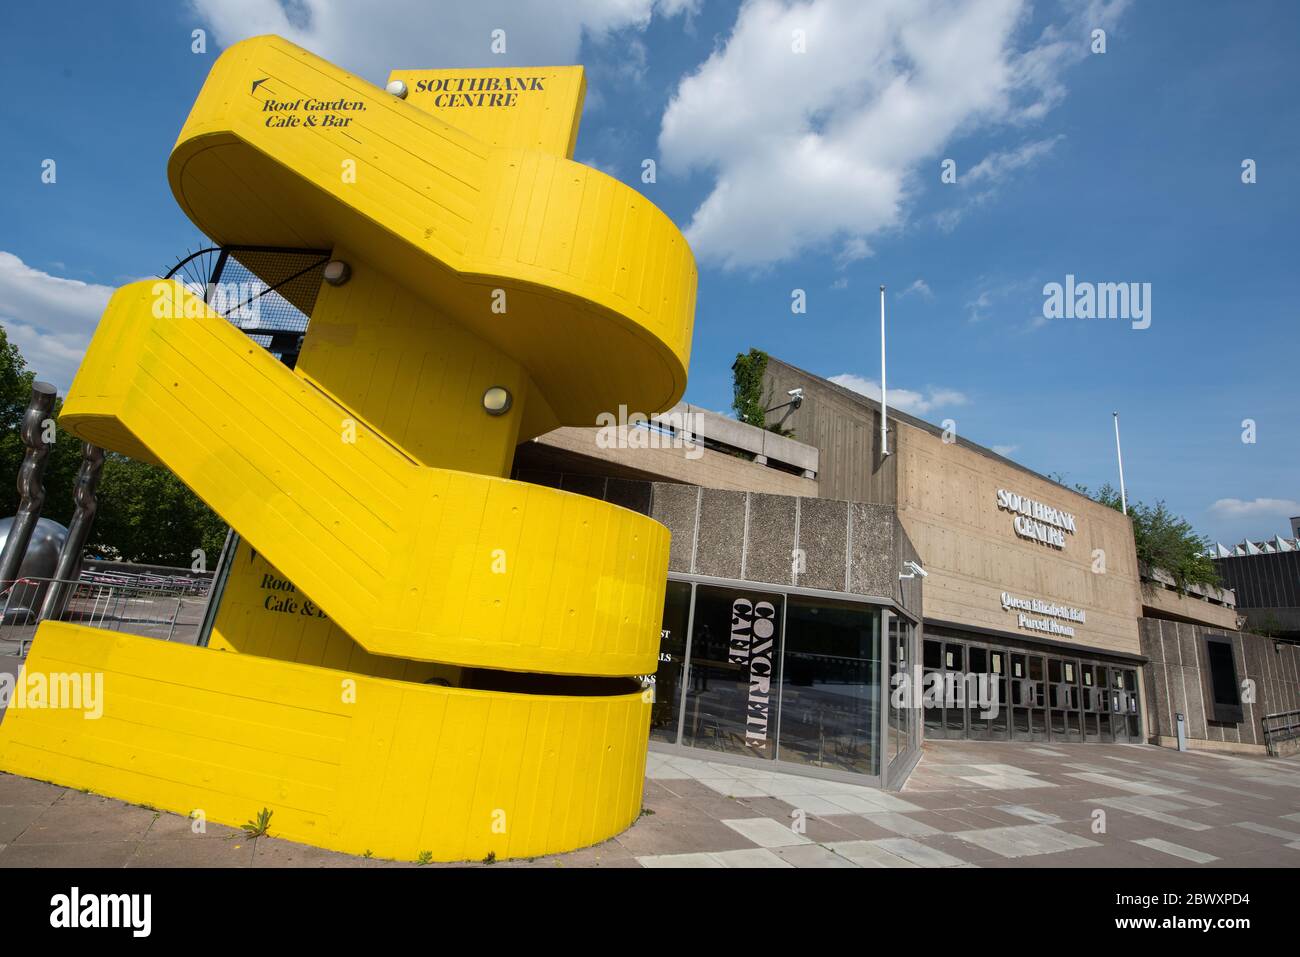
899,560 -> 928,580
787,387 -> 804,409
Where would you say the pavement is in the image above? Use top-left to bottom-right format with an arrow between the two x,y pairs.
1,738 -> 1298,867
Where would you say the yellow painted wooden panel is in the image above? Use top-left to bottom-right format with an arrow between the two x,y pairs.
59,281 -> 668,675
168,35 -> 695,422
388,66 -> 586,157
0,624 -> 649,862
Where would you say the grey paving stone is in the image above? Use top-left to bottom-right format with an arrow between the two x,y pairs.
721,816 -> 811,848
15,800 -> 155,845
822,839 -> 917,868
998,805 -> 1064,825
0,773 -> 65,808
868,812 -> 941,837
774,843 -> 860,868
950,823 -> 1100,859
0,805 -> 45,844
1131,838 -> 1218,864
0,841 -> 138,868
129,838 -> 257,868
871,837 -> 973,867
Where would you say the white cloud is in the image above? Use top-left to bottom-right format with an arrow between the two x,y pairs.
829,373 -> 967,417
964,135 -> 1063,186
659,0 -> 1128,269
1208,498 -> 1300,520
937,134 -> 1063,230
190,0 -> 698,82
991,444 -> 1019,457
0,252 -> 112,391
899,279 -> 933,299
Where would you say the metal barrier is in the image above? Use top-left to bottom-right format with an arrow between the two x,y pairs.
1261,709 -> 1300,758
0,576 -> 212,659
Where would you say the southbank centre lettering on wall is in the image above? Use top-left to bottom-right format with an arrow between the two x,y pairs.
729,598 -> 777,752
996,488 -> 1077,549
414,75 -> 545,108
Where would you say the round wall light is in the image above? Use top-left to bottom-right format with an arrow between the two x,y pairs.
482,386 -> 512,416
385,79 -> 409,99
323,260 -> 351,286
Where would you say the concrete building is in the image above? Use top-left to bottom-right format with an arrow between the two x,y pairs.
512,353 -> 1295,774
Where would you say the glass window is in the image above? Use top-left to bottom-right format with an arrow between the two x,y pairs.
777,595 -> 880,774
650,580 -> 691,744
681,585 -> 784,759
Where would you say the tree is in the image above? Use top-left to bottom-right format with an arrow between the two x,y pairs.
1074,481 -> 1221,594
1,322 -> 228,566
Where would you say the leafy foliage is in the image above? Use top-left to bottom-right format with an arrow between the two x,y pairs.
241,807 -> 273,838
1074,481 -> 1220,593
731,348 -> 770,428
0,323 -> 228,566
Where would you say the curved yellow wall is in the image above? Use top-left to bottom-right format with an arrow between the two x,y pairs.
0,35 -> 695,862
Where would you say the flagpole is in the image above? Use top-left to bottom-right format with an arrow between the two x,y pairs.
880,284 -> 890,457
1113,411 -> 1128,515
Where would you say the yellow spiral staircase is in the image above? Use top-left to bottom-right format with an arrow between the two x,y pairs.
0,36 -> 696,862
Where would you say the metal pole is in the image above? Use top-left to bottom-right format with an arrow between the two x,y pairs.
1112,411 -> 1128,516
167,595 -> 182,642
0,382 -> 58,588
880,284 -> 889,458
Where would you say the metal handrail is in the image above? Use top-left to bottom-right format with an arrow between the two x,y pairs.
1,576 -> 210,659
1261,708 -> 1300,757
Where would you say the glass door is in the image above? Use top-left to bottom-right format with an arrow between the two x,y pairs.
777,595 -> 880,775
943,642 -> 967,738
922,638 -> 945,739
680,585 -> 784,759
967,645 -> 993,740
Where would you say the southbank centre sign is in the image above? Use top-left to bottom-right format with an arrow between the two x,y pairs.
0,36 -> 697,864
996,488 -> 1078,549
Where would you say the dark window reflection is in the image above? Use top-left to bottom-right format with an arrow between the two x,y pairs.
650,580 -> 691,744
777,595 -> 879,775
681,585 -> 784,758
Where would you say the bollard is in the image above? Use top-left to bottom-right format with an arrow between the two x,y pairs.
1175,711 -> 1188,751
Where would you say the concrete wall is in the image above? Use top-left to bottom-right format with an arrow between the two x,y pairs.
1141,580 -> 1240,631
1139,618 -> 1300,753
651,485 -> 920,618
761,356 -> 1143,658
511,469 -> 918,619
761,358 -> 896,505
518,427 -> 818,497
896,419 -> 1142,657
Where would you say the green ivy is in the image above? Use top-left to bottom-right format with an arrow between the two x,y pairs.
731,348 -> 769,428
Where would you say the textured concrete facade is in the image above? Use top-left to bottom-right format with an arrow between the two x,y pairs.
1139,618 -> 1300,752
762,357 -> 1143,659
511,469 -> 919,619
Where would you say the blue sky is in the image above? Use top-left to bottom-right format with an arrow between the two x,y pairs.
0,0 -> 1296,545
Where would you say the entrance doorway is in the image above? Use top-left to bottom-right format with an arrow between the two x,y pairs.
921,635 -> 1142,745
